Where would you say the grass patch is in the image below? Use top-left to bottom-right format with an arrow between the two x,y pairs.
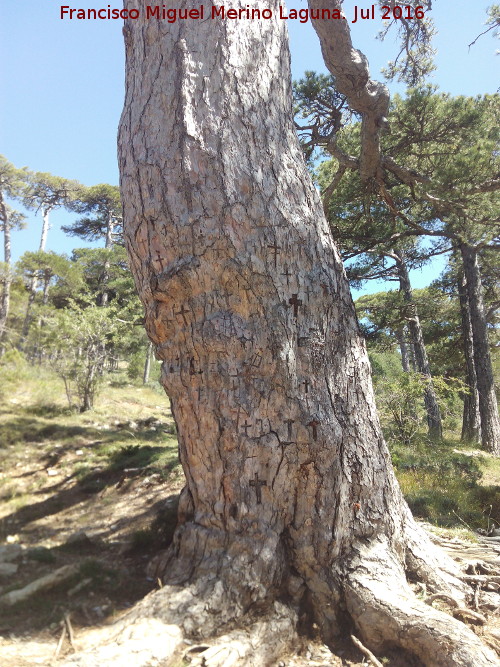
25,546 -> 57,564
391,437 -> 500,531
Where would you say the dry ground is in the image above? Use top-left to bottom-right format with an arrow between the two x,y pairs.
0,371 -> 498,666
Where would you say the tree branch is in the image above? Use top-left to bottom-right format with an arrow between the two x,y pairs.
308,0 -> 389,181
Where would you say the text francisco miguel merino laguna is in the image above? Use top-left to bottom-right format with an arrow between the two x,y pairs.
60,5 -> 427,24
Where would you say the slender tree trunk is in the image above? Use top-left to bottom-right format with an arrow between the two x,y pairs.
143,341 -> 153,385
99,214 -> 115,306
102,4 -> 497,666
39,207 -> 50,251
408,339 -> 417,371
0,192 -> 12,348
458,271 -> 481,444
20,279 -> 36,348
21,206 -> 52,342
105,214 -> 115,249
393,249 -> 442,438
460,243 -> 500,454
396,327 -> 410,372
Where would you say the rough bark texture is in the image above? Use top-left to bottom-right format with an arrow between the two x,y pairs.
458,272 -> 481,445
112,4 -> 498,665
460,243 -> 500,455
393,249 -> 443,438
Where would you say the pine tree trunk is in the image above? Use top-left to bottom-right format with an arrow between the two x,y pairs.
99,214 -> 115,306
393,249 -> 443,438
143,341 -> 152,385
0,192 -> 12,347
39,207 -> 50,251
396,327 -> 410,372
458,271 -> 481,444
105,214 -> 115,249
109,4 -> 497,665
460,243 -> 500,454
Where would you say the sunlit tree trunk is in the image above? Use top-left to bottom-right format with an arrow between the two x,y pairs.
143,341 -> 153,385
460,243 -> 500,454
396,326 -> 410,373
393,249 -> 442,438
113,3 -> 497,665
458,271 -> 481,445
0,192 -> 11,347
39,207 -> 50,252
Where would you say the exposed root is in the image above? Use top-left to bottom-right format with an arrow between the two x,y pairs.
60,581 -> 298,667
184,603 -> 298,666
59,525 -> 498,667
403,515 -> 470,603
425,593 -> 487,624
345,537 -> 499,667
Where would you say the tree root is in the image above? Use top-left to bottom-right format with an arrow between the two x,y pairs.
60,582 -> 298,667
184,603 -> 298,666
59,529 -> 499,667
425,593 -> 487,624
344,537 -> 499,667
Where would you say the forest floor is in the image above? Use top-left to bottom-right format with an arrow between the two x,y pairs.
0,369 -> 499,666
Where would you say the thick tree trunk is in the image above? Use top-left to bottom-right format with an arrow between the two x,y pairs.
393,249 -> 443,438
0,192 -> 12,347
460,243 -> 500,454
111,4 -> 497,666
458,271 -> 481,444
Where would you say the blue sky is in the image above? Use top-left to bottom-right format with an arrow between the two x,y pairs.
0,1 -> 498,295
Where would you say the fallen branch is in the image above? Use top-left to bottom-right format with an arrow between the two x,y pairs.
0,564 -> 78,606
350,634 -> 383,667
65,613 -> 76,652
54,623 -> 67,660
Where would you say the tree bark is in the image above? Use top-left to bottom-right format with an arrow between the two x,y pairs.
396,326 -> 410,373
460,243 -> 500,454
0,192 -> 12,347
39,207 -> 50,252
393,249 -> 443,438
99,213 -> 115,306
458,271 -> 481,445
143,341 -> 152,385
112,4 -> 497,665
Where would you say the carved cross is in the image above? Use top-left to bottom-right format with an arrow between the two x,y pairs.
302,379 -> 310,394
175,304 -> 190,325
249,473 -> 267,504
288,294 -> 303,319
307,419 -> 320,441
281,265 -> 292,286
267,240 -> 281,267
241,420 -> 252,437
